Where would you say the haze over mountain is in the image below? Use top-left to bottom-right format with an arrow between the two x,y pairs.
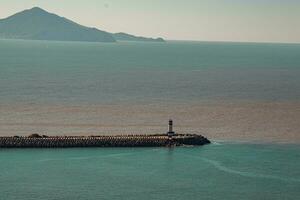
0,7 -> 164,43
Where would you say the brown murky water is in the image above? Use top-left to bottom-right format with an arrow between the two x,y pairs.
1,101 -> 299,143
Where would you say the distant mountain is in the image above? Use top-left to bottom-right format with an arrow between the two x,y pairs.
0,7 -> 115,42
0,7 -> 165,43
113,32 -> 165,42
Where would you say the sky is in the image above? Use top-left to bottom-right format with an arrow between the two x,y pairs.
0,0 -> 300,43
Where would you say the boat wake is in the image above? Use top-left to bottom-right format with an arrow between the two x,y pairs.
200,157 -> 300,183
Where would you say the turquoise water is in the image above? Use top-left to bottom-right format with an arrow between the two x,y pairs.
0,143 -> 299,200
1,40 -> 300,104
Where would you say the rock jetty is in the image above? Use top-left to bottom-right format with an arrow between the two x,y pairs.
0,134 -> 210,148
0,120 -> 210,148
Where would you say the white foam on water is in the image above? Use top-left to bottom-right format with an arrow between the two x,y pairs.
211,141 -> 223,146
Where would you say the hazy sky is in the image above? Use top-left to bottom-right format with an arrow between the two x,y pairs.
1,0 -> 300,43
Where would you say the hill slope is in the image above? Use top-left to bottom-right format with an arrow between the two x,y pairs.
113,32 -> 164,42
0,7 -> 115,42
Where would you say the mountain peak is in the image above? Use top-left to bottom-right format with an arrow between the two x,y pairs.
0,7 -> 116,42
25,7 -> 48,14
29,7 -> 45,11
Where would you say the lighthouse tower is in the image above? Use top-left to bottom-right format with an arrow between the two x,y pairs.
167,119 -> 175,138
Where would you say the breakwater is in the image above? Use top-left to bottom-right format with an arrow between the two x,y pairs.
0,134 -> 210,148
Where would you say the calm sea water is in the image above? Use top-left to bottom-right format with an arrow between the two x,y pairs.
1,39 -> 300,104
1,40 -> 300,199
0,143 -> 299,200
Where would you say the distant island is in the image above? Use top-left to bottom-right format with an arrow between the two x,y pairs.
0,7 -> 165,43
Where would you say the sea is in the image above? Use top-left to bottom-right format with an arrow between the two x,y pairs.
0,39 -> 300,199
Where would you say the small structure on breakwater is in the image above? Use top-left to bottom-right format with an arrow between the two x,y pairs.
167,119 -> 175,138
0,120 -> 210,148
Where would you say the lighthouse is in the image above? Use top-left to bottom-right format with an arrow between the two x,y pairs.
167,119 -> 175,137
